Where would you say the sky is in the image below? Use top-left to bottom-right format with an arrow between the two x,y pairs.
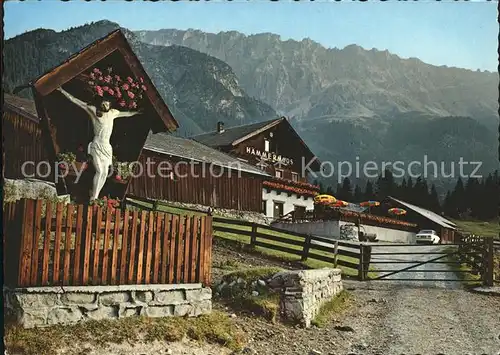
4,0 -> 498,72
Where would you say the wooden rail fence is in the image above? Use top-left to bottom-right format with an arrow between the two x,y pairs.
457,234 -> 496,286
212,216 -> 370,280
3,199 -> 212,288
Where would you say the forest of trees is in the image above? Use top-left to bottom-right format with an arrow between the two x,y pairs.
314,169 -> 499,222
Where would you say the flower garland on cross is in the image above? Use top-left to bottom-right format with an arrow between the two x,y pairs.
87,67 -> 147,110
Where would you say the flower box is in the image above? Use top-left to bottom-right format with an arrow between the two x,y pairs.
263,180 -> 319,197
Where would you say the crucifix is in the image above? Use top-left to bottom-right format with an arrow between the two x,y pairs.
57,87 -> 142,201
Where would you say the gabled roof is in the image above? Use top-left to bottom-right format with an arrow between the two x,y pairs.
4,94 -> 39,122
192,118 -> 283,148
191,117 -> 321,170
31,29 -> 178,132
388,196 -> 457,229
144,133 -> 271,178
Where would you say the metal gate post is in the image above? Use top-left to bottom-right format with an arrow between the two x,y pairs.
484,238 -> 494,287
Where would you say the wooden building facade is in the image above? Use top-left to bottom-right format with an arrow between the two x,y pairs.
3,94 -> 52,181
192,118 -> 321,219
128,133 -> 269,212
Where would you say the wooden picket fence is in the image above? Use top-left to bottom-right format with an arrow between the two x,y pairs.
3,199 -> 212,288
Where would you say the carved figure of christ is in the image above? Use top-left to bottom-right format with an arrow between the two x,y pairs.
57,87 -> 141,201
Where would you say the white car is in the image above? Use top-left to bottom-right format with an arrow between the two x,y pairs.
415,229 -> 440,244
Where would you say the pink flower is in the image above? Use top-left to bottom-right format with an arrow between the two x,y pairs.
114,88 -> 122,98
95,86 -> 104,96
141,85 -> 147,91
104,75 -> 112,83
127,77 -> 134,83
119,100 -> 126,107
114,75 -> 121,82
127,91 -> 135,99
139,77 -> 144,83
98,76 -> 103,81
102,86 -> 109,92
128,101 -> 137,109
108,89 -> 114,96
90,73 -> 96,79
93,68 -> 100,74
122,83 -> 130,91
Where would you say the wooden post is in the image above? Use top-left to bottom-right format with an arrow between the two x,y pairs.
301,234 -> 312,262
358,243 -> 366,281
364,244 -> 372,280
333,241 -> 339,268
250,224 -> 257,247
79,204 -> 89,284
483,237 -> 494,287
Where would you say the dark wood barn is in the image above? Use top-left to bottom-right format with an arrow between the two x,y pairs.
3,94 -> 52,181
128,133 -> 270,212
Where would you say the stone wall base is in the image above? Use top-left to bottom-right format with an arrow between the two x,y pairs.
268,268 -> 343,327
4,284 -> 212,329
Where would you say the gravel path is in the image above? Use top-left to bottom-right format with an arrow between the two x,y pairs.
220,242 -> 500,355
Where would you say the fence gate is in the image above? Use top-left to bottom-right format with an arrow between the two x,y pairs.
359,236 -> 495,286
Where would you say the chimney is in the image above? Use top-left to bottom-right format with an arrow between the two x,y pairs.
217,121 -> 225,134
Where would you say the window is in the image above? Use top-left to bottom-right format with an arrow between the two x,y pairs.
273,201 -> 284,219
262,200 -> 267,214
264,139 -> 270,152
275,169 -> 283,178
291,172 -> 298,182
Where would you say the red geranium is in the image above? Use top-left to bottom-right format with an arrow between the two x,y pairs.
263,180 -> 319,197
87,67 -> 146,109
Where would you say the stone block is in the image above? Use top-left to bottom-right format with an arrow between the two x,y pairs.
15,293 -> 59,308
47,307 -> 83,325
155,290 -> 186,305
173,304 -> 193,317
99,292 -> 131,306
20,308 -> 48,328
85,306 -> 118,320
134,291 -> 153,304
119,306 -> 142,318
192,300 -> 212,316
145,305 -> 174,318
185,288 -> 212,302
60,293 -> 96,305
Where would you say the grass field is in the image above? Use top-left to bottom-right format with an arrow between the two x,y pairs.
452,218 -> 500,239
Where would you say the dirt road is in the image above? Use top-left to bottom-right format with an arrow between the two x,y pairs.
231,243 -> 500,355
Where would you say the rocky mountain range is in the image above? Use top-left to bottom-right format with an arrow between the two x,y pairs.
3,21 -> 277,137
135,28 -> 498,131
